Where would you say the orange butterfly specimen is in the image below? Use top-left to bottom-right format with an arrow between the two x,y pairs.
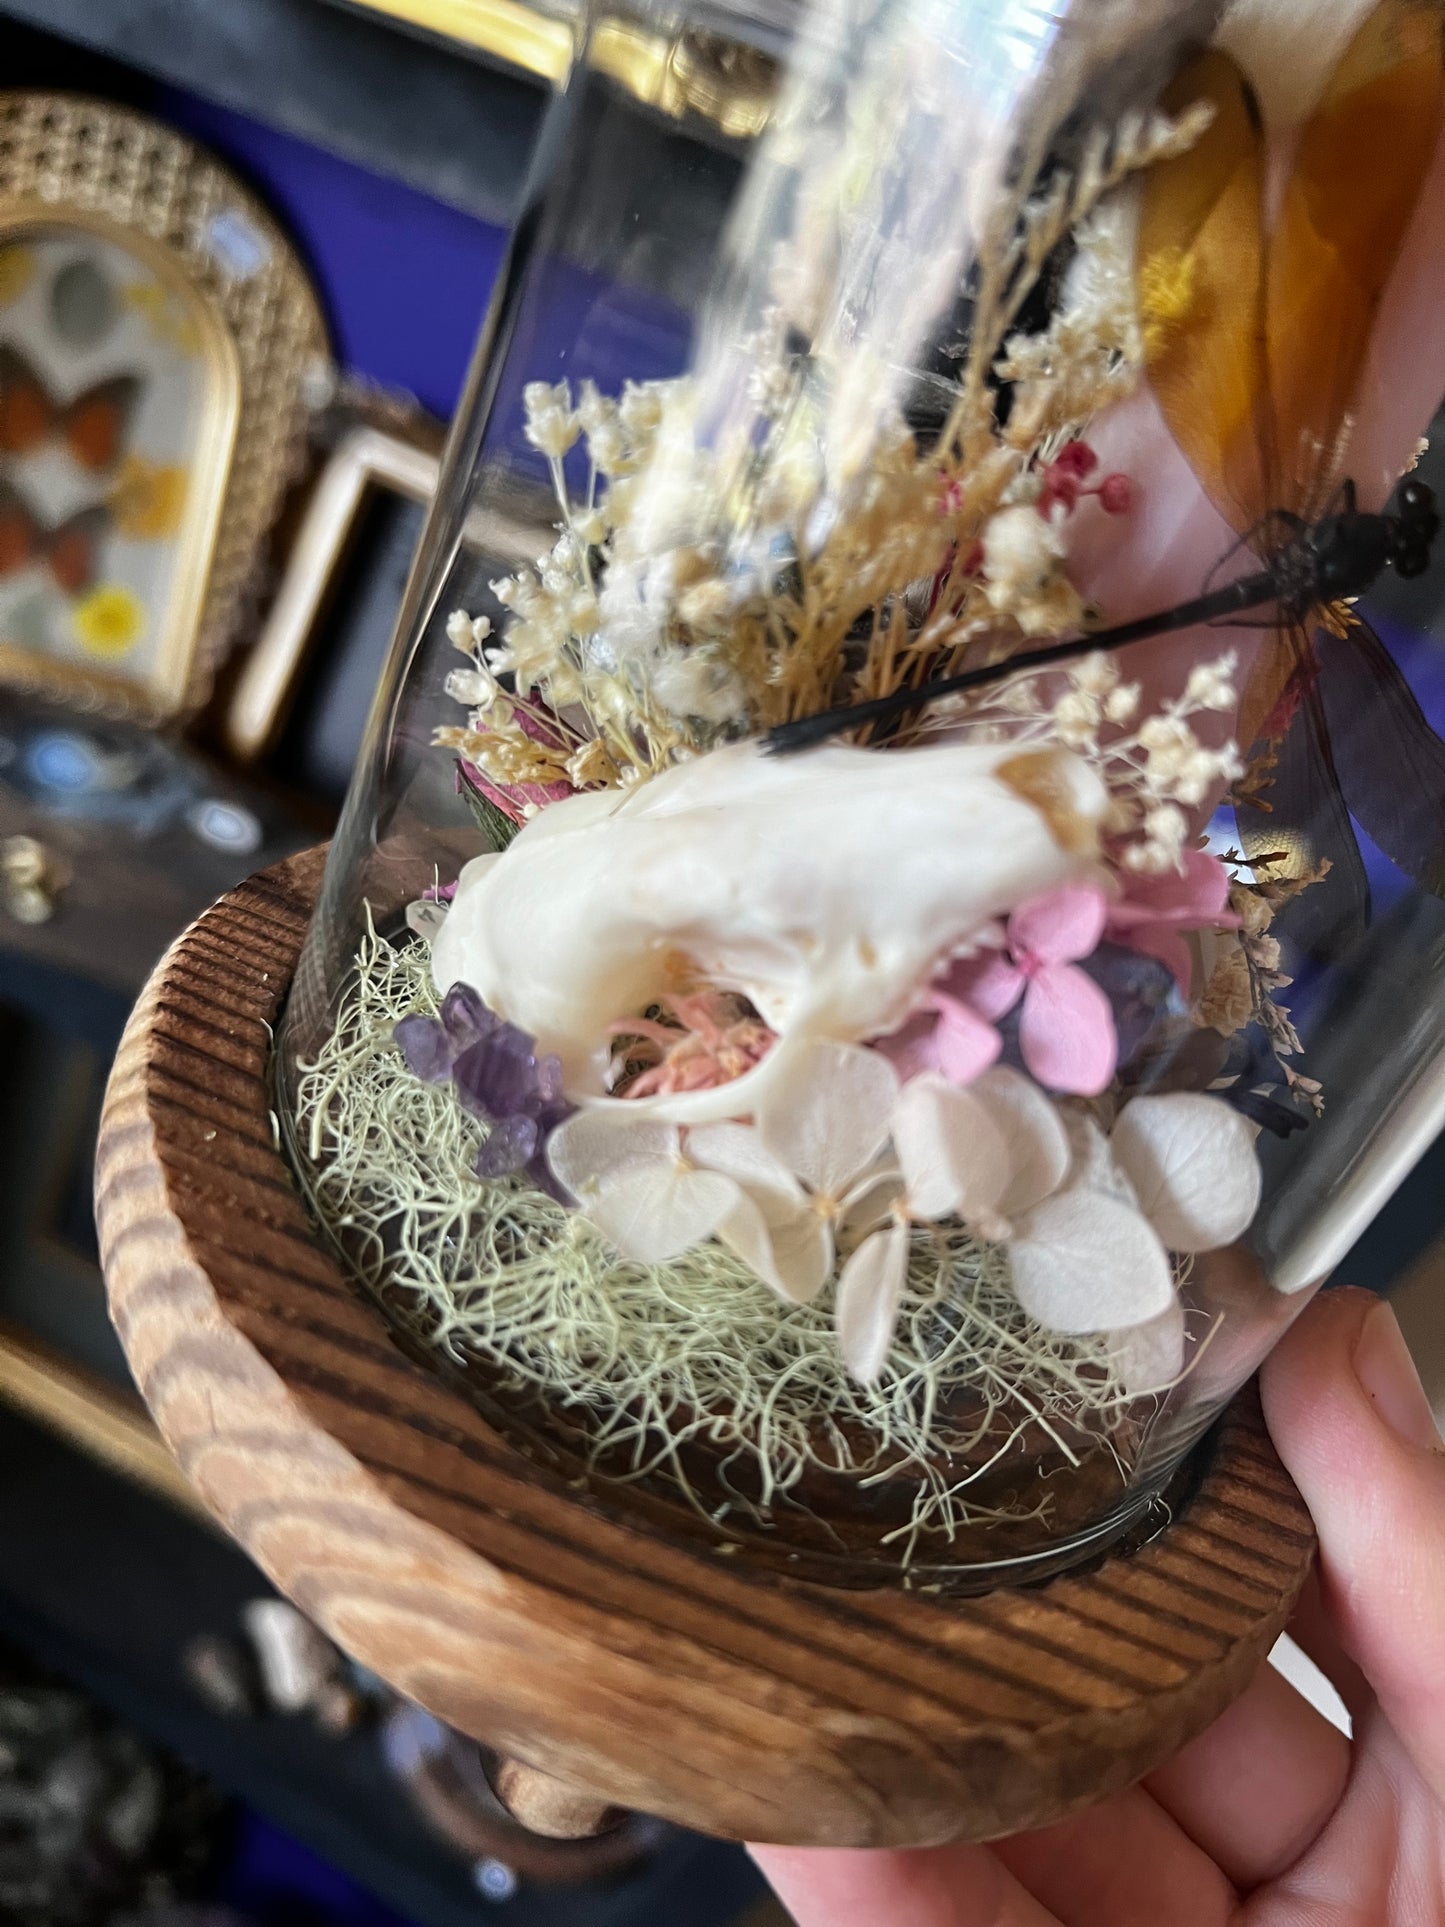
1135,0 -> 1445,952
0,480 -> 107,594
0,343 -> 141,473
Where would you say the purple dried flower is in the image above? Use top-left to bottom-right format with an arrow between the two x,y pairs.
394,1014 -> 454,1084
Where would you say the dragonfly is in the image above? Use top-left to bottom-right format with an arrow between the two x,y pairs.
770,0 -> 1445,957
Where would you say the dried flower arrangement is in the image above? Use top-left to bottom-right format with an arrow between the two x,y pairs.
292,66 -> 1379,1571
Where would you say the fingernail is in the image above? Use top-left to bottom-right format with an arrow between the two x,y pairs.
1354,1299 -> 1443,1453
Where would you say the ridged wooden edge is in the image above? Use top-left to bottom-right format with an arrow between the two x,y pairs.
94,849 -> 1316,1848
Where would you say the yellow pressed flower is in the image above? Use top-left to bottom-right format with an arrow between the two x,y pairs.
123,280 -> 165,324
0,247 -> 36,305
109,456 -> 189,539
72,584 -> 145,657
123,280 -> 201,356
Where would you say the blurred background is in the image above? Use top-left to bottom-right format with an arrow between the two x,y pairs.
0,1 -> 1438,1922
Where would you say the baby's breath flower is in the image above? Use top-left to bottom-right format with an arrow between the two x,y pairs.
566,737 -> 618,787
1143,803 -> 1187,852
446,609 -> 493,656
1138,714 -> 1191,753
1053,688 -> 1099,747
1215,741 -> 1245,785
617,381 -> 663,439
1104,680 -> 1140,724
982,505 -> 1065,597
567,591 -> 600,636
446,666 -> 497,708
522,380 -> 579,459
1122,840 -> 1168,873
651,650 -> 747,724
677,577 -> 733,629
1071,651 -> 1116,696
588,422 -> 628,474
1171,748 -> 1221,806
1183,652 -> 1237,712
575,379 -> 615,437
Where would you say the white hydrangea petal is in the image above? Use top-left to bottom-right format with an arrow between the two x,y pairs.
835,1222 -> 911,1385
757,1040 -> 899,1196
1063,1110 -> 1138,1207
584,1165 -> 738,1266
890,1074 -> 1010,1224
1008,1189 -> 1175,1333
547,1110 -> 679,1200
717,1192 -> 832,1305
972,1066 -> 1071,1216
839,1163 -> 906,1235
1107,1301 -> 1186,1397
1110,1093 -> 1262,1253
686,1121 -> 805,1223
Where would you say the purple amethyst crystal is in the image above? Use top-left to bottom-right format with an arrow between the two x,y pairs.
394,1013 -> 453,1084
393,979 -> 572,1193
474,1111 -> 542,1178
440,982 -> 499,1053
453,1024 -> 544,1122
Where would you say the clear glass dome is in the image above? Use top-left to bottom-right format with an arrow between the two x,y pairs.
280,0 -> 1445,1590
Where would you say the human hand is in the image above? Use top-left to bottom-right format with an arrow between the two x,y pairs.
751,1286 -> 1445,1925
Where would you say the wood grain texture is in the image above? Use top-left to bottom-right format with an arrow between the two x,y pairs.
95,848 -> 1317,1849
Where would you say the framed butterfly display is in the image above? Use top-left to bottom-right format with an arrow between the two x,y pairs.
0,93 -> 329,719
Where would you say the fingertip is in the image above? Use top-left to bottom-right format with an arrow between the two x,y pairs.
1259,1286 -> 1377,1480
1261,1286 -> 1441,1485
1260,1286 -> 1445,1801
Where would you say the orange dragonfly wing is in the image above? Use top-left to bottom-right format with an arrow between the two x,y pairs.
1137,48 -> 1271,538
1142,8 -> 1445,753
1266,0 -> 1445,520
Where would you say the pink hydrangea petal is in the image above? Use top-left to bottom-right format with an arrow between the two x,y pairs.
871,1013 -> 944,1083
927,993 -> 1003,1086
1009,884 -> 1109,966
1109,849 -> 1232,926
945,953 -> 1024,1022
1019,963 -> 1118,1095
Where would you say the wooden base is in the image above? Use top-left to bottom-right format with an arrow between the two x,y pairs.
95,849 -> 1316,1849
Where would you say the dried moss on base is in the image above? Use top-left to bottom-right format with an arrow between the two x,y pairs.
294,928 -> 1148,1565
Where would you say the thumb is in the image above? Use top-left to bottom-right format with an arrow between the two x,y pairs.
1261,1285 -> 1445,1798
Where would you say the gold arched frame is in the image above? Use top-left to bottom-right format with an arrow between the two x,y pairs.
0,92 -> 331,721
0,203 -> 240,717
